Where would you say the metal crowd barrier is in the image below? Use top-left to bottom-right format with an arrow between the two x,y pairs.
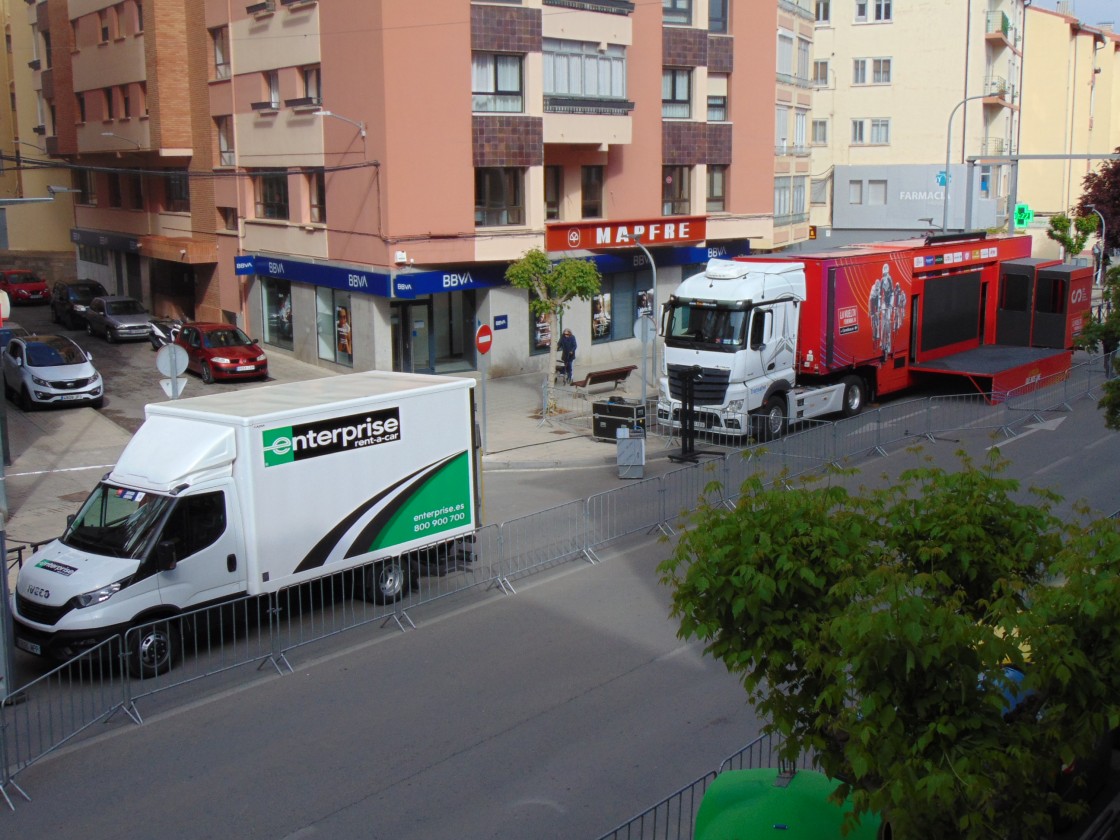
2,356 -> 1112,810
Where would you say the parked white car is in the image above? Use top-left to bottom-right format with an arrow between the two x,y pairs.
2,334 -> 104,410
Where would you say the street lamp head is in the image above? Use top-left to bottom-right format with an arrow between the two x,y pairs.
313,109 -> 366,139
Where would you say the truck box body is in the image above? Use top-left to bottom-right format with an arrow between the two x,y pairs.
12,371 -> 477,661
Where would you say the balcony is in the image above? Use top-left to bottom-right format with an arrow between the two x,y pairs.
542,0 -> 633,14
778,0 -> 814,20
982,137 -> 1006,155
246,0 -> 275,16
544,96 -> 634,117
251,100 -> 281,114
776,72 -> 813,90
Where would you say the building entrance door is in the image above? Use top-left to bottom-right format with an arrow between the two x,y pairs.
391,300 -> 433,373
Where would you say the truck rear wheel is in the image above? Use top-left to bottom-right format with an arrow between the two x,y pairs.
841,375 -> 866,417
364,559 -> 409,605
128,619 -> 179,679
753,395 -> 787,441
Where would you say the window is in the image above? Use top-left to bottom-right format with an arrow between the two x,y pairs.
76,92 -> 86,123
124,174 -> 143,210
797,38 -> 811,82
42,32 -> 51,69
774,177 -> 791,219
262,278 -> 293,350
775,105 -> 789,151
849,180 -> 863,205
472,53 -> 523,113
543,39 -> 627,99
302,65 -> 321,104
163,493 -> 227,560
794,109 -> 808,151
707,73 -> 728,121
591,272 -> 642,344
793,178 -> 807,215
99,10 -> 111,43
815,0 -> 830,23
812,118 -> 828,144
875,0 -> 892,21
777,31 -> 793,77
853,59 -> 867,85
216,117 -> 234,166
870,118 -> 890,144
707,165 -> 727,212
709,0 -> 728,32
211,27 -> 230,80
851,119 -> 866,144
581,165 -> 603,218
813,60 -> 829,87
545,165 -> 562,221
873,58 -> 892,84
855,0 -> 867,20
662,69 -> 691,119
104,87 -> 115,119
474,167 -> 523,226
308,168 -> 326,223
266,71 -> 280,109
166,172 -> 190,212
76,170 -> 96,206
662,165 -> 690,215
316,288 -> 352,366
868,179 -> 887,205
107,174 -> 122,208
663,0 -> 691,26
811,176 -> 829,205
218,206 -> 238,231
254,170 -> 289,220
121,85 -> 131,118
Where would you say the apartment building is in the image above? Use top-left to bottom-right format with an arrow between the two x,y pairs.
21,0 -> 808,378
1016,4 -> 1118,261
805,0 -> 1026,246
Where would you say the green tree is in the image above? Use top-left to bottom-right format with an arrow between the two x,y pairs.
660,454 -> 1120,839
1045,210 -> 1098,260
1075,147 -> 1120,261
505,248 -> 601,386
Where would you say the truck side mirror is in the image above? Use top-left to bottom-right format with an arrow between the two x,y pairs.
155,539 -> 179,572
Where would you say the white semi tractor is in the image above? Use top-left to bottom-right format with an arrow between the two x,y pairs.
11,371 -> 478,675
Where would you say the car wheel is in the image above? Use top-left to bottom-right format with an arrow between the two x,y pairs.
86,322 -> 95,337
201,362 -> 214,384
128,619 -> 180,679
841,375 -> 866,418
105,327 -> 116,344
363,559 -> 409,605
19,386 -> 35,413
753,395 -> 787,442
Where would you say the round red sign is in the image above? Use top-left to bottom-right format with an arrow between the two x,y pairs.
475,323 -> 494,355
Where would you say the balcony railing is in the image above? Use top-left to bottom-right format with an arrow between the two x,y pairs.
984,75 -> 1009,98
544,95 -> 635,116
982,137 -> 1006,155
985,10 -> 1010,37
778,0 -> 814,20
776,72 -> 813,90
543,0 -> 633,14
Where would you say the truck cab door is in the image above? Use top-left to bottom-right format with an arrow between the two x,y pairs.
154,487 -> 248,609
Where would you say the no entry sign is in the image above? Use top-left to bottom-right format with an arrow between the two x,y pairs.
475,323 -> 493,355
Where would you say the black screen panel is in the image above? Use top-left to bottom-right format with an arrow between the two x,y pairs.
920,271 -> 981,353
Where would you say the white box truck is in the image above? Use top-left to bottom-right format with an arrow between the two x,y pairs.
11,371 -> 478,675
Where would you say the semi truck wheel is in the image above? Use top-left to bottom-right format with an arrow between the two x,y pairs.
128,620 -> 179,679
364,559 -> 409,605
753,395 -> 787,441
841,375 -> 866,417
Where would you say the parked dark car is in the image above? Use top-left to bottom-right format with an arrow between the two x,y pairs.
85,295 -> 152,343
173,322 -> 269,383
51,279 -> 110,329
1,334 -> 103,410
0,269 -> 50,305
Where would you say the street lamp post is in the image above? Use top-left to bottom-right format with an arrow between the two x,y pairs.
100,131 -> 142,149
620,234 -> 658,411
942,93 -> 990,232
313,109 -> 366,139
1087,204 -> 1107,286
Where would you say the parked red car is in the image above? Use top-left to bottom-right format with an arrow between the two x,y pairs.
173,322 -> 269,383
0,269 -> 50,305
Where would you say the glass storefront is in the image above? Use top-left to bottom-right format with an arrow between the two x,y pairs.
316,288 -> 353,366
392,290 -> 477,373
262,278 -> 293,350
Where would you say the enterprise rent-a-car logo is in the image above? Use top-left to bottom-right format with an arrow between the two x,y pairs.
263,408 -> 401,467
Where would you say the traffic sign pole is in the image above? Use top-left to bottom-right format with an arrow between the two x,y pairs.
475,324 -> 493,454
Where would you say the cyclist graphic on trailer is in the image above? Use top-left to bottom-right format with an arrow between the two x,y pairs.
869,263 -> 906,363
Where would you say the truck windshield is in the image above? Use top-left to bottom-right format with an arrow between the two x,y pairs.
665,302 -> 747,350
61,483 -> 173,559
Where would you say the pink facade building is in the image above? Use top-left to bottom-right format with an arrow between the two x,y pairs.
29,0 -> 810,377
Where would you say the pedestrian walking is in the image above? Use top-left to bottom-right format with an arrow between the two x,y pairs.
558,328 -> 577,384
1104,335 -> 1117,380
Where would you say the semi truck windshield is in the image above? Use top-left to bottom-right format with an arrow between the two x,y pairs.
665,302 -> 747,349
62,484 -> 173,559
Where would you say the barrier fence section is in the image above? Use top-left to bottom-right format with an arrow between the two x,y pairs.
2,356 -> 1112,809
594,732 -> 782,840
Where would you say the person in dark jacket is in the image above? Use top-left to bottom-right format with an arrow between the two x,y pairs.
558,328 -> 577,384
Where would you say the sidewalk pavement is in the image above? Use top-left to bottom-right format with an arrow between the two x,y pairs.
0,353 -> 666,549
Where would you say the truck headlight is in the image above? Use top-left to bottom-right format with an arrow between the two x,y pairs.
75,581 -> 122,608
728,399 -> 745,411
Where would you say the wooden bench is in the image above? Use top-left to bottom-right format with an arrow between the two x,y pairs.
570,364 -> 637,396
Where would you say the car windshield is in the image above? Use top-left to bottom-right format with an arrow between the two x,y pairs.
62,483 -> 173,559
203,328 -> 253,349
25,337 -> 85,367
9,274 -> 42,287
106,299 -> 144,316
72,284 -> 106,303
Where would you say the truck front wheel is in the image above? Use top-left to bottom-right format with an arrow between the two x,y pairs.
128,619 -> 180,679
753,395 -> 787,441
841,375 -> 866,417
365,559 -> 409,605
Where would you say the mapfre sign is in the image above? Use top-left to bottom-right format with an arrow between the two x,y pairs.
545,217 -> 707,252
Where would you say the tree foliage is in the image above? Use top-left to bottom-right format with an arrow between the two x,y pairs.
1075,147 -> 1120,260
505,248 -> 601,385
660,453 -> 1120,839
1045,211 -> 1098,260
